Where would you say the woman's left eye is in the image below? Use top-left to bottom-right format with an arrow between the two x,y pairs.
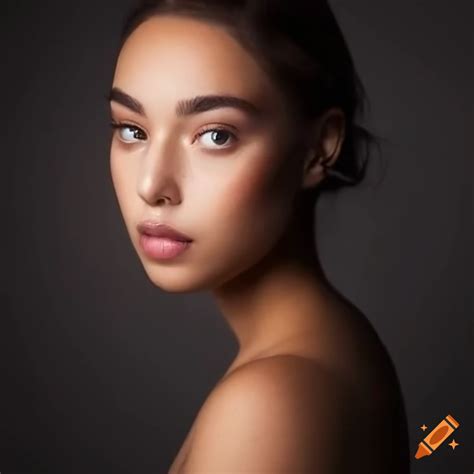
195,127 -> 237,149
109,121 -> 147,143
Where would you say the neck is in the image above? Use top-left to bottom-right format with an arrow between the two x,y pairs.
211,194 -> 335,366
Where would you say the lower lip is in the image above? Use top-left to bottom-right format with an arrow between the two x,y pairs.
139,234 -> 192,260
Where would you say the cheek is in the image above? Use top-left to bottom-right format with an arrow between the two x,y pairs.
204,149 -> 299,255
228,148 -> 299,225
110,151 -> 137,227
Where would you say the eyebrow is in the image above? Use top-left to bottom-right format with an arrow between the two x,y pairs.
106,87 -> 263,118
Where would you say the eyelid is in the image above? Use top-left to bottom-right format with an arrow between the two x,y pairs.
109,120 -> 148,143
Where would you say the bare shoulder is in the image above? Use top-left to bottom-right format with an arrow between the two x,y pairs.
182,354 -> 355,473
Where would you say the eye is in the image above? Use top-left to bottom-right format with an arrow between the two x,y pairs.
109,121 -> 147,143
194,126 -> 237,149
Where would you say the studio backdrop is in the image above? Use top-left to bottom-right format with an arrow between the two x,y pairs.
2,1 -> 472,473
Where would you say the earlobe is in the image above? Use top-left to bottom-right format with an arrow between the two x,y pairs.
301,153 -> 329,190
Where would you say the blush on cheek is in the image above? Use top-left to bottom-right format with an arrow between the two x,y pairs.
219,155 -> 295,240
227,146 -> 291,204
221,144 -> 298,231
221,162 -> 272,217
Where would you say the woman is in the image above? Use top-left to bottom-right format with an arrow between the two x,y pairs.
107,0 -> 410,472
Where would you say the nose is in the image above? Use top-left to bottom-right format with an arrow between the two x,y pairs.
136,136 -> 183,206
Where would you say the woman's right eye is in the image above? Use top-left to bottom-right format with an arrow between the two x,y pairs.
109,121 -> 147,143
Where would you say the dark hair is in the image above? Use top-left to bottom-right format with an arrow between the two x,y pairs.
118,0 -> 384,195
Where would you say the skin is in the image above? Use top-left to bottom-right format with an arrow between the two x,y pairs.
109,14 -> 410,473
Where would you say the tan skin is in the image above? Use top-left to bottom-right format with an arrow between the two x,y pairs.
109,14 -> 409,473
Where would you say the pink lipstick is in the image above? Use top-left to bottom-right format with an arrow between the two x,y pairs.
137,221 -> 193,260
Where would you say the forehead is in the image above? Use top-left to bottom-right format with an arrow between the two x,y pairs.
113,15 -> 285,116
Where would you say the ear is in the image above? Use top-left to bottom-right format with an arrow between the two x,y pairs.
301,108 -> 346,190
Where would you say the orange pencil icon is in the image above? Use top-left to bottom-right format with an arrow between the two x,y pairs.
415,414 -> 460,459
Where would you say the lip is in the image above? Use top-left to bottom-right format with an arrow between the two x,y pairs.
139,234 -> 192,260
136,221 -> 193,242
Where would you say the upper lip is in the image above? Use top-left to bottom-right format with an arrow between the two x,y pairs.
137,220 -> 193,242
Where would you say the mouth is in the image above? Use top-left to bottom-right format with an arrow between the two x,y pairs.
138,234 -> 192,260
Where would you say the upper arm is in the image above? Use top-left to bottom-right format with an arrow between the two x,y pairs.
183,355 -> 354,473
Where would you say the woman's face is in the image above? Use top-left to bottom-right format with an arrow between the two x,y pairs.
109,15 -> 307,292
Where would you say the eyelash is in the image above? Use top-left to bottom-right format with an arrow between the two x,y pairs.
109,121 -> 237,148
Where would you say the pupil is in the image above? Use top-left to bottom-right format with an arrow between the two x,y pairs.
212,130 -> 228,145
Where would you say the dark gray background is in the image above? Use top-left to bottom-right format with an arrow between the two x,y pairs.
2,1 -> 472,473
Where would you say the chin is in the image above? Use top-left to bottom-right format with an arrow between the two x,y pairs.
141,261 -> 249,294
141,265 -> 214,293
